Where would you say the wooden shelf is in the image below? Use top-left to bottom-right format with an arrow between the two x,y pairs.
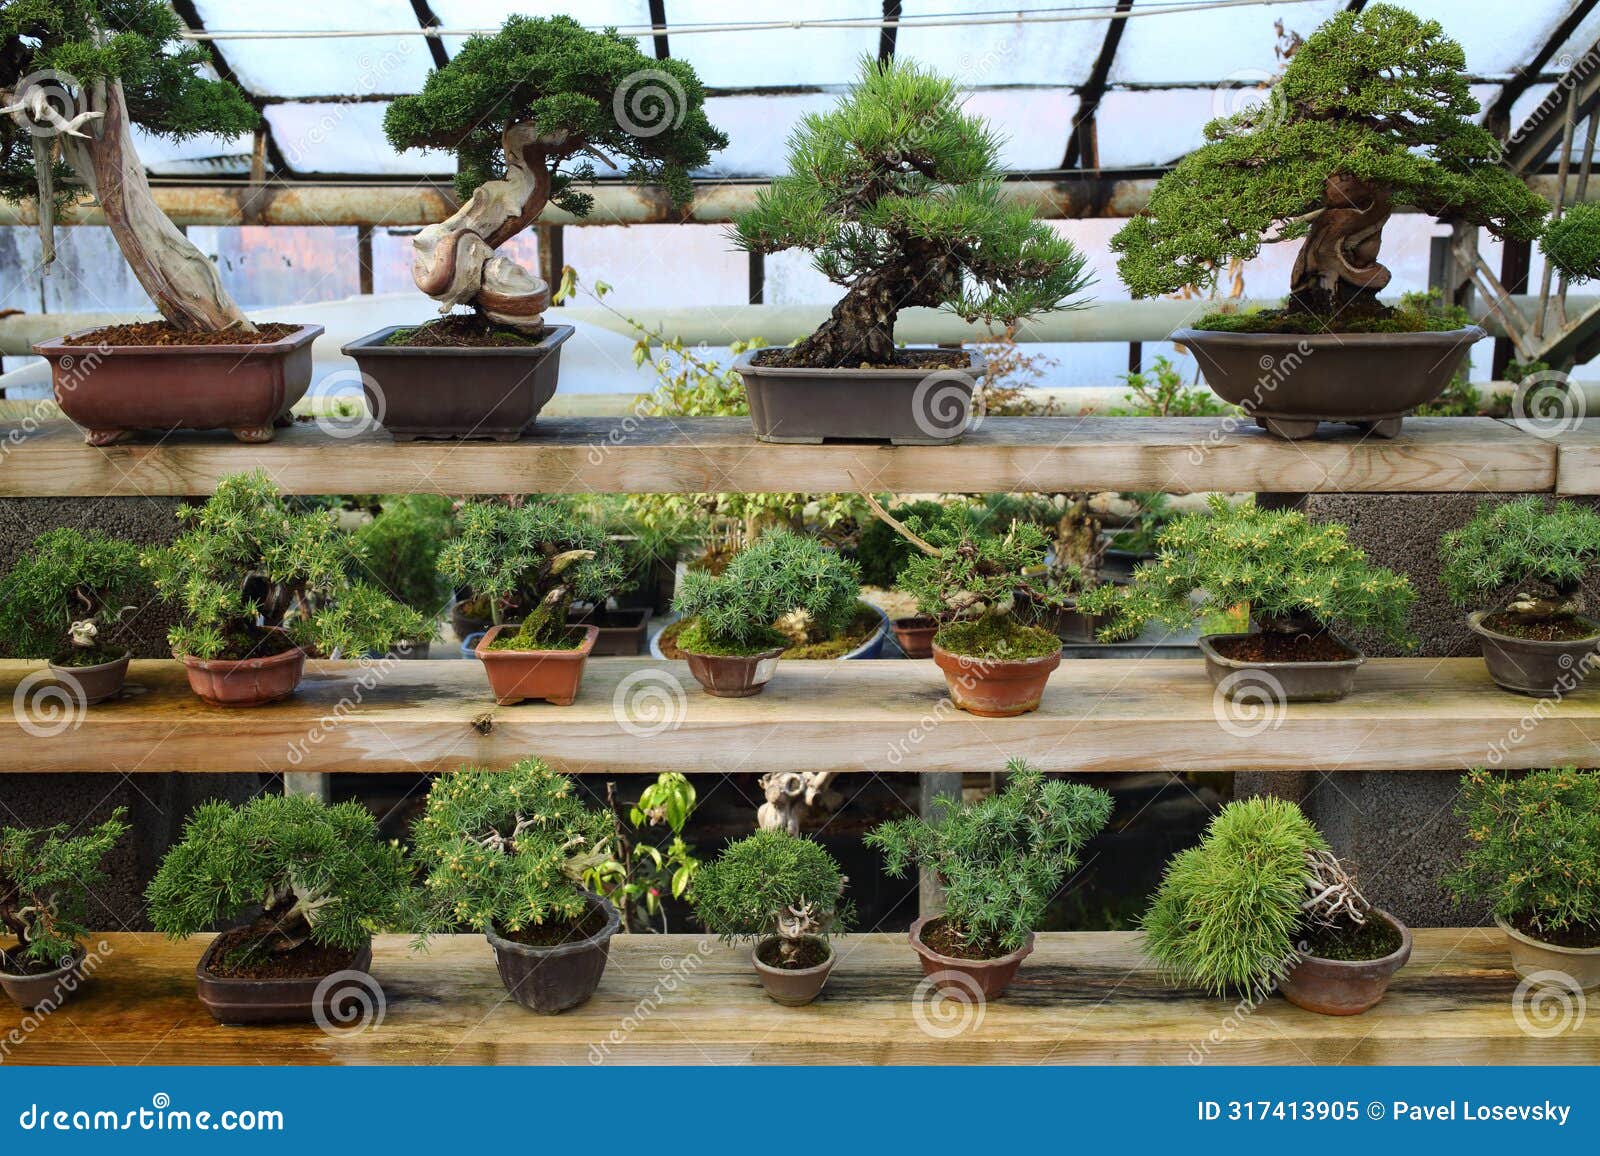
4,930 -> 1583,1065
2,657 -> 1591,775
0,416 -> 1556,497
1553,419 -> 1600,494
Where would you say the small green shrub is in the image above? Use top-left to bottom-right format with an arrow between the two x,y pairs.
1439,497 -> 1600,623
691,830 -> 852,966
583,772 -> 703,933
1109,356 -> 1231,417
672,531 -> 859,655
349,494 -> 456,622
1541,201 -> 1600,285
0,809 -> 128,970
0,528 -> 146,662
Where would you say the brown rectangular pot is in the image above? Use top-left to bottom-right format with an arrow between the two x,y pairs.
475,623 -> 598,705
342,323 -> 573,441
567,607 -> 650,656
34,324 -> 321,445
195,936 -> 374,1025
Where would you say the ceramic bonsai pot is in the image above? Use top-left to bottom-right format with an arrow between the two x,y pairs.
0,945 -> 86,1011
682,644 -> 785,698
474,624 -> 598,706
1278,910 -> 1412,1015
342,324 -> 573,441
931,641 -> 1063,717
1173,326 -> 1483,440
892,616 -> 938,659
732,348 -> 988,445
1199,632 -> 1364,702
568,606 -> 650,656
34,324 -> 321,445
485,891 -> 621,1014
179,630 -> 306,707
842,602 -> 891,659
47,649 -> 130,705
195,936 -> 373,1025
752,935 -> 835,1006
1494,914 -> 1600,990
1467,611 -> 1600,698
908,915 -> 1034,1001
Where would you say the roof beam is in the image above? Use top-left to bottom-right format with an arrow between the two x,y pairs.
878,0 -> 901,64
409,1 -> 449,69
649,0 -> 670,60
1062,0 -> 1133,169
1484,0 -> 1599,139
1506,38 -> 1600,174
168,0 -> 289,177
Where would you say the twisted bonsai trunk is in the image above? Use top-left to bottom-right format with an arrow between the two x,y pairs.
785,240 -> 960,367
1287,174 -> 1392,321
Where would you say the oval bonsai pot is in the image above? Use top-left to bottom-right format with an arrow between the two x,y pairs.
732,348 -> 988,445
195,935 -> 374,1025
342,324 -> 573,441
0,944 -> 87,1012
47,648 -> 130,705
1173,326 -> 1483,440
485,891 -> 621,1014
474,623 -> 598,706
683,644 -> 785,698
931,641 -> 1063,717
1494,914 -> 1600,990
179,630 -> 306,707
567,606 -> 650,656
752,935 -> 835,1006
34,324 -> 321,445
892,616 -> 938,659
1199,631 -> 1364,703
1467,611 -> 1600,698
908,915 -> 1034,1001
1278,910 -> 1412,1016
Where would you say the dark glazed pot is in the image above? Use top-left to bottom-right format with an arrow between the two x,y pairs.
475,624 -> 598,706
195,936 -> 374,1025
568,607 -> 651,656
908,915 -> 1034,1001
1467,611 -> 1600,698
343,324 -> 572,441
752,936 -> 835,1006
892,616 -> 938,659
179,631 -> 306,706
486,891 -> 621,1014
683,645 -> 785,698
1173,326 -> 1483,439
47,649 -> 130,705
35,324 -> 320,445
1279,910 -> 1412,1016
931,641 -> 1062,717
0,945 -> 87,1011
1200,632 -> 1364,703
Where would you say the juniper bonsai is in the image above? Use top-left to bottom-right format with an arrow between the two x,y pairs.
0,809 -> 126,973
0,528 -> 146,664
1540,201 -> 1600,285
691,830 -> 852,968
1113,4 -> 1546,329
1439,497 -> 1600,638
732,57 -> 1092,367
349,493 -> 456,623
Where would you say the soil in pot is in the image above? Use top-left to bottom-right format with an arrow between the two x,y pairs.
1280,910 -> 1412,1016
1507,913 -> 1600,950
675,622 -> 788,698
909,915 -> 1034,1000
195,929 -> 373,1025
1479,611 -> 1598,642
1495,913 -> 1600,989
931,618 -> 1063,717
61,321 -> 304,347
204,926 -> 360,980
1202,629 -> 1365,702
1467,610 -> 1600,697
382,314 -> 548,348
753,935 -> 835,1006
1299,917 -> 1404,961
1209,632 -> 1358,664
499,902 -> 611,949
753,348 -> 972,371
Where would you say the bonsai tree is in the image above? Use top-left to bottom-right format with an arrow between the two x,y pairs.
0,809 -> 127,974
145,795 -> 411,968
384,15 -> 725,334
348,494 -> 456,625
732,57 -> 1091,367
143,471 -> 427,661
1,1 -> 259,330
691,830 -> 851,968
0,528 -> 145,664
1540,201 -> 1600,285
1439,497 -> 1600,638
1113,4 -> 1546,328
866,760 -> 1113,959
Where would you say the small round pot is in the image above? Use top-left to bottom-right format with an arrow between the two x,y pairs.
1278,910 -> 1412,1016
195,935 -> 374,1025
179,631 -> 306,707
908,915 -> 1033,1001
840,602 -> 891,659
1,944 -> 87,1011
47,649 -> 130,705
1467,611 -> 1600,698
485,891 -> 621,1014
931,641 -> 1063,717
892,616 -> 938,659
1495,914 -> 1600,990
683,645 -> 785,698
475,623 -> 598,706
752,935 -> 835,1006
1199,631 -> 1364,703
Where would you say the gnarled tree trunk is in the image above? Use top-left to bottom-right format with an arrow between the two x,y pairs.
1287,173 -> 1392,320
787,241 -> 960,367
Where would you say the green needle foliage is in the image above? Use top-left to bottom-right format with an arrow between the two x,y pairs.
691,830 -> 852,963
142,472 -> 426,660
1078,497 -> 1415,647
866,760 -> 1113,956
1439,497 -> 1600,615
349,494 -> 456,622
1540,202 -> 1600,285
410,759 -> 612,937
672,530 -> 860,655
0,528 -> 147,660
0,808 -> 127,969
1446,767 -> 1600,938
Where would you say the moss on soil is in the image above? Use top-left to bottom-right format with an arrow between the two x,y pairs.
1194,308 -> 1466,335
934,617 -> 1061,660
674,619 -> 790,657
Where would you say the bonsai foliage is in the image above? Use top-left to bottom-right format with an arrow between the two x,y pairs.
732,57 -> 1091,366
1439,497 -> 1600,624
411,759 -> 611,937
0,809 -> 127,969
145,795 -> 411,961
349,494 -> 456,622
1078,496 -> 1415,646
691,830 -> 852,965
866,760 -> 1112,956
1,1 -> 258,329
0,528 -> 146,662
384,15 -> 724,330
1446,767 -> 1600,938
1540,202 -> 1600,285
672,530 -> 860,655
437,498 -> 623,650
143,471 -> 426,660
1113,4 -> 1546,325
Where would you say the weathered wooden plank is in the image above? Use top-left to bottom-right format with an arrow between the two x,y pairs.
1551,419 -> 1600,494
1,931 -> 1587,1066
0,657 -> 1589,775
0,417 -> 1554,497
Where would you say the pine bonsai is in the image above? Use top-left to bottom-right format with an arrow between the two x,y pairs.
691,830 -> 852,968
1,1 -> 259,330
732,57 -> 1091,367
1540,201 -> 1600,285
143,472 -> 426,661
0,809 -> 127,974
1113,4 -> 1546,330
866,760 -> 1112,958
0,528 -> 145,664
1439,497 -> 1600,639
384,15 -> 725,337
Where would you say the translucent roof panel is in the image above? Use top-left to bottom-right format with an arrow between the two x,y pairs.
133,129 -> 253,177
1110,0 -> 1344,85
697,94 -> 839,178
961,89 -> 1079,172
1550,5 -> 1600,70
893,1 -> 1110,87
1403,0 -> 1574,76
430,1 -> 652,57
1095,88 -> 1224,168
264,103 -> 453,176
664,1 -> 879,87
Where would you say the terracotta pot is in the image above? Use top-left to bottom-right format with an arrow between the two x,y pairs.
752,936 -> 835,1006
47,649 -> 130,705
1173,326 -> 1483,439
485,891 -> 621,1014
568,606 -> 650,656
0,944 -> 87,1012
1495,915 -> 1600,990
195,936 -> 374,1025
179,632 -> 306,706
34,324 -> 320,445
908,915 -> 1034,1001
475,624 -> 597,706
931,641 -> 1063,717
733,349 -> 987,445
682,644 -> 785,698
1279,910 -> 1412,1016
892,616 -> 938,659
343,324 -> 572,441
1467,611 -> 1600,698
1199,632 -> 1364,703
